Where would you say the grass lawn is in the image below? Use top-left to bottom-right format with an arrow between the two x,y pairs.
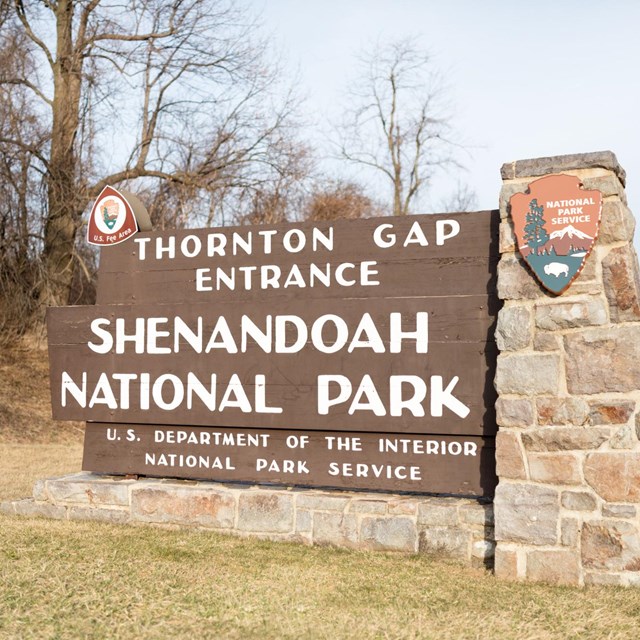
2,348 -> 640,638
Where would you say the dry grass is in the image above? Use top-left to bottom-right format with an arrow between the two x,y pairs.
2,345 -> 640,639
2,509 -> 640,640
0,443 -> 83,501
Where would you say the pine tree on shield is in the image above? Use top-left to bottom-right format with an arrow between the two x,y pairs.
523,199 -> 550,255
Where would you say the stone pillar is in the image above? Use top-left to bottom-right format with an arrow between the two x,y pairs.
494,151 -> 640,586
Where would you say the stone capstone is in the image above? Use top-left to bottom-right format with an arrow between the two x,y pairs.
500,151 -> 626,185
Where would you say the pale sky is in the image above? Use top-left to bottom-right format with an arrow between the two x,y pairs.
255,0 -> 640,218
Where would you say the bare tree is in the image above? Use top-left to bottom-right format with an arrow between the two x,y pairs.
337,38 -> 460,216
303,180 -> 381,222
438,182 -> 479,213
1,0 -> 306,307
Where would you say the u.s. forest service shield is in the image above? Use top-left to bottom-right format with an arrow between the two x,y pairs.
509,174 -> 602,295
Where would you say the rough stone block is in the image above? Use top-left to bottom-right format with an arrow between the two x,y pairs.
534,333 -> 561,352
496,306 -> 532,351
500,151 -> 625,185
522,427 -> 610,452
472,540 -> 496,559
495,353 -> 560,395
610,425 -> 634,449
496,398 -> 533,428
599,200 -> 636,244
584,572 -> 623,586
418,527 -> 470,559
535,297 -> 608,331
361,517 -> 417,552
459,503 -> 494,526
312,512 -> 358,547
493,546 -> 519,580
565,327 -> 640,394
561,491 -> 597,511
295,509 -> 312,533
497,254 -> 551,300
11,499 -> 67,520
581,520 -> 640,571
499,182 -> 529,219
602,504 -> 637,519
584,453 -> 640,502
349,500 -> 387,515
499,220 -> 516,253
561,518 -> 580,547
131,486 -> 236,529
296,493 -> 350,512
494,483 -> 559,545
588,400 -> 635,425
636,413 -> 640,441
536,397 -> 589,426
417,502 -> 459,526
528,453 -> 581,485
582,174 -> 627,202
388,499 -> 419,516
602,245 -> 640,322
32,479 -> 48,502
495,431 -> 527,480
47,475 -> 130,507
237,492 -> 293,533
68,507 -> 130,525
527,550 -> 580,586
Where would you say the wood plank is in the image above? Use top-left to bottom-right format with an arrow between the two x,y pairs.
97,210 -> 500,274
83,422 -> 497,496
47,298 -> 497,435
96,210 -> 499,305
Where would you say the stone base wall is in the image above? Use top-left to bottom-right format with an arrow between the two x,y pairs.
495,151 -> 640,587
1,473 -> 494,565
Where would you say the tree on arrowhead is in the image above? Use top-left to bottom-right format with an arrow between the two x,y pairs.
523,198 -> 549,255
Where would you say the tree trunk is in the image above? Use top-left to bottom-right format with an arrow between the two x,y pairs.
41,0 -> 84,307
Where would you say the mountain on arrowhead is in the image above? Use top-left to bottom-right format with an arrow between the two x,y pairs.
519,224 -> 594,257
549,225 -> 593,241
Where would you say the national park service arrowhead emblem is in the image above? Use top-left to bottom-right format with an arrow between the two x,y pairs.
87,186 -> 139,246
509,174 -> 602,295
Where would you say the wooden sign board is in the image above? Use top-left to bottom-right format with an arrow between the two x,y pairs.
48,211 -> 500,496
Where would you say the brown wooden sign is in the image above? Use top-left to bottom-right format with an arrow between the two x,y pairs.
48,211 -> 500,496
84,423 -> 497,495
